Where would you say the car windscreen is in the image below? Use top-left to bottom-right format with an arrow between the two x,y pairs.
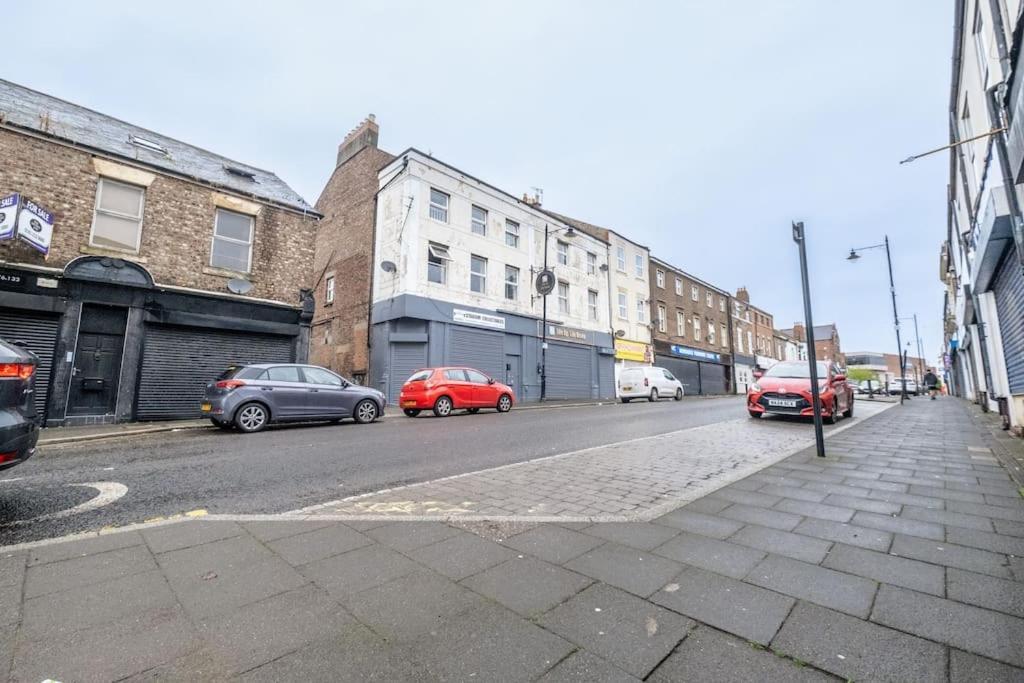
407,370 -> 432,382
763,362 -> 829,379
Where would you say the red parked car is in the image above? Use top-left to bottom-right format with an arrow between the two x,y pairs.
747,360 -> 854,423
399,367 -> 515,417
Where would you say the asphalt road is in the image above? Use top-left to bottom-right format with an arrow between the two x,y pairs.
0,397 -> 746,545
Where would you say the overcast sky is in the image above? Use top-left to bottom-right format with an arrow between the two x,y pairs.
6,1 -> 952,362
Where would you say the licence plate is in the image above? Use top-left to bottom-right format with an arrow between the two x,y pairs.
401,400 -> 417,407
767,399 -> 797,408
621,386 -> 632,391
200,403 -> 212,412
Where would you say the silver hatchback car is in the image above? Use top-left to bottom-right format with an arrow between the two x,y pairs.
202,364 -> 385,433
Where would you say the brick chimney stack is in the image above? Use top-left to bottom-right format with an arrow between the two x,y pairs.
337,114 -> 378,168
791,322 -> 806,342
735,287 -> 750,303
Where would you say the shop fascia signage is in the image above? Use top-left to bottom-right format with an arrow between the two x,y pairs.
547,324 -> 588,343
614,338 -> 650,361
453,308 -> 506,330
0,193 -> 55,255
669,344 -> 721,362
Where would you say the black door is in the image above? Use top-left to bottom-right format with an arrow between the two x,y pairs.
68,305 -> 128,416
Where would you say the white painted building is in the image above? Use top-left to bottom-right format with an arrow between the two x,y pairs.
369,149 -> 616,402
942,0 -> 1024,432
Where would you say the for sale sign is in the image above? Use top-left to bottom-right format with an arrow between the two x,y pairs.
16,197 -> 54,255
0,193 -> 18,241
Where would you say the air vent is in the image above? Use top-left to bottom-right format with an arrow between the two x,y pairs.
224,165 -> 256,180
128,134 -> 168,156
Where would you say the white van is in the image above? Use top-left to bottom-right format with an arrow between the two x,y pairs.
618,367 -> 685,402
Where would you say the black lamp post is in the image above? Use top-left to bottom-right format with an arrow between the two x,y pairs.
792,221 -> 826,458
847,235 -> 906,404
537,223 -> 576,401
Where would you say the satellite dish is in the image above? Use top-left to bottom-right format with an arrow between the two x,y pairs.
535,269 -> 556,295
380,260 -> 397,273
615,329 -> 626,338
227,278 -> 253,295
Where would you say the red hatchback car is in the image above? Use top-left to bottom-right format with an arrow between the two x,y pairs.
747,360 -> 854,423
399,367 -> 515,417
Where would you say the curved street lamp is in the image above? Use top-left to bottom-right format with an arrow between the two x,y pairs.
847,236 -> 907,404
538,223 -> 576,401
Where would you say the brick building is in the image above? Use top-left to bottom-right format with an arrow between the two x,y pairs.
309,116 -> 394,384
0,80 -> 318,425
648,257 -> 732,394
781,322 -> 844,367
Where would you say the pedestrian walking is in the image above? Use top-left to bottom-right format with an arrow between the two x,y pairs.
923,368 -> 940,400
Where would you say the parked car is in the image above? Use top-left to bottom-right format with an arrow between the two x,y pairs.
747,360 -> 854,423
888,378 -> 919,396
202,364 -> 385,433
618,367 -> 684,402
856,379 -> 883,395
399,367 -> 514,417
0,338 -> 39,470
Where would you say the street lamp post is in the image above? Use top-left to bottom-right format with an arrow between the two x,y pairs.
847,235 -> 906,404
899,315 -> 925,386
537,223 -> 576,401
792,222 -> 826,458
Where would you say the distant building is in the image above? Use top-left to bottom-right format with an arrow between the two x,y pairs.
781,323 -> 843,367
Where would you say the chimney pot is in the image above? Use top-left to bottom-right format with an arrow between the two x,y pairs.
337,114 -> 380,168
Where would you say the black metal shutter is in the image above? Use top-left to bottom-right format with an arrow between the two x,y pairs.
448,326 -> 505,380
699,362 -> 728,395
656,355 -> 701,395
0,309 -> 60,418
388,342 -> 427,403
993,254 -> 1024,393
545,343 -> 592,399
137,325 -> 294,420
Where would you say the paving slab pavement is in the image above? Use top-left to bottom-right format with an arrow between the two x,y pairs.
1,397 -> 1022,681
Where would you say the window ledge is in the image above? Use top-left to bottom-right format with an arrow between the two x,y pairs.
80,245 -> 147,263
203,265 -> 256,281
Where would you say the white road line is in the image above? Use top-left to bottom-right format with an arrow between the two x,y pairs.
0,482 -> 128,526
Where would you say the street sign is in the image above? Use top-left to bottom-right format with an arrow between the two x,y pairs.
535,269 -> 555,295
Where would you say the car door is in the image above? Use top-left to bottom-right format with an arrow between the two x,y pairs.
464,369 -> 494,407
442,369 -> 472,408
662,369 -> 679,394
262,365 -> 308,418
300,366 -> 350,417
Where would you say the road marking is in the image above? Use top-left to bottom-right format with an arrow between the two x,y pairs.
0,482 -> 128,526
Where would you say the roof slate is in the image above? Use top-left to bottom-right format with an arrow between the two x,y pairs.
0,79 -> 314,213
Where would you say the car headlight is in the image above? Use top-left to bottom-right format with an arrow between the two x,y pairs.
750,383 -> 762,393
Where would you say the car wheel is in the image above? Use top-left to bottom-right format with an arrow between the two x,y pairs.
825,399 -> 840,425
620,397 -> 631,403
674,388 -> 683,401
497,394 -> 513,413
748,410 -> 761,419
433,395 -> 453,417
354,399 -> 379,424
467,407 -> 480,414
403,408 -> 421,417
843,398 -> 854,418
649,388 -> 659,402
235,403 -> 269,433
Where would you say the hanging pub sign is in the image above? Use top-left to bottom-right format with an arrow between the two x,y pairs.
15,197 -> 54,255
0,193 -> 18,241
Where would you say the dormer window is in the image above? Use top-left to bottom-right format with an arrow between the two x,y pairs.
128,134 -> 168,156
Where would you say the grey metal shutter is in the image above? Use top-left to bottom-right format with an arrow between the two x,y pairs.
699,362 -> 728,395
0,308 -> 60,418
597,356 -> 615,399
545,343 -> 592,399
993,254 -> 1024,393
137,325 -> 294,420
448,326 -> 505,381
388,342 -> 427,404
656,355 -> 701,395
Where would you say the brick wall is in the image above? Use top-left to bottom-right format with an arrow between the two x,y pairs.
0,129 -> 316,304
309,145 -> 395,380
650,263 -> 731,356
